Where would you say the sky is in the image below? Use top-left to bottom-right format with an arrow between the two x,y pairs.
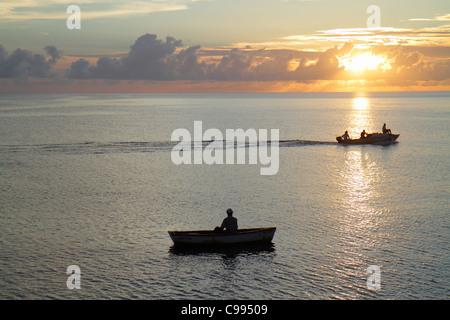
0,0 -> 449,92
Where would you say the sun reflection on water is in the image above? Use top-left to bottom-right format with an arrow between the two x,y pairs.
353,97 -> 369,110
346,96 -> 375,139
330,148 -> 386,298
340,96 -> 381,219
340,150 -> 380,214
330,96 -> 389,297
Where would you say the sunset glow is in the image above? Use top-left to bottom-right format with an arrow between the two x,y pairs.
0,1 -> 449,92
0,0 -> 449,304
339,53 -> 392,72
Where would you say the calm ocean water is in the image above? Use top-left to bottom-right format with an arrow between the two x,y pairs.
0,92 -> 448,299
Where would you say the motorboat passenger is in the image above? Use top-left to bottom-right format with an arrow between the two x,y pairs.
382,123 -> 392,134
360,130 -> 367,138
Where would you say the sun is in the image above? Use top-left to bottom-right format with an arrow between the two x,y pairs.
339,52 -> 392,72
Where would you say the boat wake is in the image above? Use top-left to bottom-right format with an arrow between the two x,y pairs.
0,139 -> 337,155
279,139 -> 337,147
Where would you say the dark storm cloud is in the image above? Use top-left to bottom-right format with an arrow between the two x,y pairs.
0,45 -> 62,78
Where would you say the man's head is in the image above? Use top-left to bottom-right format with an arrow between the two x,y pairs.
226,208 -> 233,216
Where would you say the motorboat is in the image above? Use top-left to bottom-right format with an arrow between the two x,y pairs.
168,227 -> 276,246
336,133 -> 399,145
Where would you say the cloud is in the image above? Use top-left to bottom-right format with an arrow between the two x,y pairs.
208,41 -> 450,83
282,25 -> 450,48
66,34 -> 357,82
67,34 -> 207,80
66,34 -> 450,85
409,13 -> 450,21
0,0 -> 195,21
44,45 -> 63,62
2,32 -> 450,91
0,44 -> 62,78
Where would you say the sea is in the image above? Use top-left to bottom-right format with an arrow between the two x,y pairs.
0,92 -> 448,300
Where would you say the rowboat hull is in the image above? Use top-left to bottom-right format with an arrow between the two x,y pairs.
336,133 -> 399,145
168,227 -> 276,246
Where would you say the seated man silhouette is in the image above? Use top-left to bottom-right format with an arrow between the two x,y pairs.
214,208 -> 238,233
382,123 -> 392,134
360,130 -> 367,139
341,131 -> 350,140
